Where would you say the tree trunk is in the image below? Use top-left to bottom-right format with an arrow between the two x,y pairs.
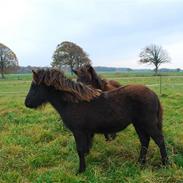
0,65 -> 5,79
1,71 -> 5,79
154,65 -> 158,75
0,58 -> 5,79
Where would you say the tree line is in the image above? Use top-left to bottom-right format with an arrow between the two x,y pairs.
0,41 -> 171,78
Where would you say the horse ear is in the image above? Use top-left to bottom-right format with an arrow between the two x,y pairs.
87,65 -> 96,78
87,65 -> 103,89
32,70 -> 37,76
32,70 -> 39,83
87,64 -> 95,74
86,64 -> 92,71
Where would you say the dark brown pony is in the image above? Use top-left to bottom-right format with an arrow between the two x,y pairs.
72,64 -> 121,91
25,69 -> 168,173
72,64 -> 121,140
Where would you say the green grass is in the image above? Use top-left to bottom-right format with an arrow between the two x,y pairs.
0,73 -> 183,182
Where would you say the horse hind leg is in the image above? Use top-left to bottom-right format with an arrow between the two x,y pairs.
133,124 -> 150,164
144,121 -> 168,165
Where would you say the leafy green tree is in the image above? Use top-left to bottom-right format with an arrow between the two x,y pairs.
139,44 -> 170,75
51,41 -> 91,73
0,43 -> 19,79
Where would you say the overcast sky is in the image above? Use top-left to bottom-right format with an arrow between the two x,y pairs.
0,0 -> 183,69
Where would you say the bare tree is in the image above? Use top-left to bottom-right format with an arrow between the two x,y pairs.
0,43 -> 19,79
51,41 -> 91,73
139,44 -> 170,75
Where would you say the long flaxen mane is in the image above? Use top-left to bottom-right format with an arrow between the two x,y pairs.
32,69 -> 101,103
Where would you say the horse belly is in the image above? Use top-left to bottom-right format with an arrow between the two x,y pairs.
85,111 -> 131,133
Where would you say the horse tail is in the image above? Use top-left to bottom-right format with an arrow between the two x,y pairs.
157,98 -> 163,131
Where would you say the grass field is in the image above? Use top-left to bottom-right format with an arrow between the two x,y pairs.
0,73 -> 183,183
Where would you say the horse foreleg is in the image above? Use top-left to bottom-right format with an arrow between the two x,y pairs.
73,131 -> 88,173
86,133 -> 94,154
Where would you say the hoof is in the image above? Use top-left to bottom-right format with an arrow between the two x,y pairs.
138,158 -> 146,165
76,166 -> 86,175
162,157 -> 169,165
76,169 -> 84,175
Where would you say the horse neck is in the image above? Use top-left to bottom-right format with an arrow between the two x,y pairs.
47,89 -> 68,114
